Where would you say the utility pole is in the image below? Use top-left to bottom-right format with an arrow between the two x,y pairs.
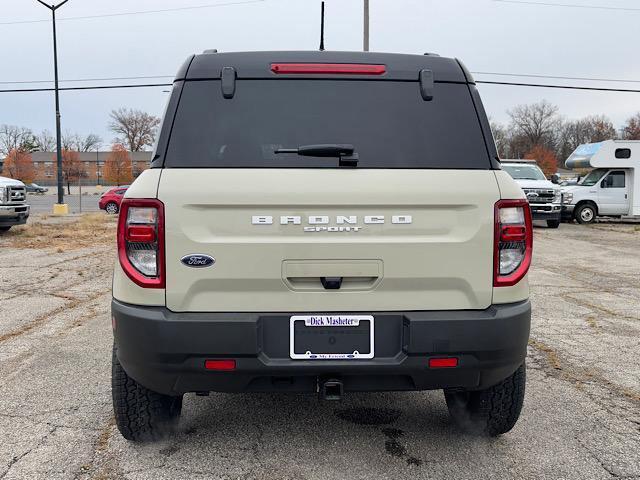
363,0 -> 369,51
319,2 -> 325,51
35,0 -> 70,215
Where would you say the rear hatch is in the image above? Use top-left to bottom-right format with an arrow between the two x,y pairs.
156,53 -> 500,312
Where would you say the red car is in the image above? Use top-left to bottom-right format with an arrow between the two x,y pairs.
99,186 -> 128,214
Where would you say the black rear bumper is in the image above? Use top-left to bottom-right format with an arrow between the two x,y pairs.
112,299 -> 531,396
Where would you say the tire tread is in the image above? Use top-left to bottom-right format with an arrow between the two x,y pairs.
112,344 -> 182,442
445,363 -> 526,436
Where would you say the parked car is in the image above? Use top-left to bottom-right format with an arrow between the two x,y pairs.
0,176 -> 30,232
562,140 -> 640,223
501,160 -> 562,228
98,186 -> 128,214
25,183 -> 48,194
111,50 -> 532,441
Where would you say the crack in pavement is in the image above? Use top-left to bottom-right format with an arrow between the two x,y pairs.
528,339 -> 640,409
0,425 -> 58,480
0,288 -> 110,345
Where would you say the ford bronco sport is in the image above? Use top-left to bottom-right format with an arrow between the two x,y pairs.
111,51 -> 532,441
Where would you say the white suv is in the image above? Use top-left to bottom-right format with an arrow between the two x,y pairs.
111,50 -> 532,441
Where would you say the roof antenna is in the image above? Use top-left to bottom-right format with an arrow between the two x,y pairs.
319,1 -> 325,51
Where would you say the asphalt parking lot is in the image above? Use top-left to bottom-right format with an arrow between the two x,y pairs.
0,216 -> 638,480
26,193 -> 100,214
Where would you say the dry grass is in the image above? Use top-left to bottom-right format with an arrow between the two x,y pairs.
2,213 -> 117,251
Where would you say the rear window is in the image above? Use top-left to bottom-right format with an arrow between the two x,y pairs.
165,80 -> 490,169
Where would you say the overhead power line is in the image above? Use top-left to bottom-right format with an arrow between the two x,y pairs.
2,81 -> 640,94
0,83 -> 172,93
3,71 -> 640,86
475,80 -> 640,93
0,0 -> 265,26
0,75 -> 174,85
493,0 -> 640,12
472,71 -> 640,84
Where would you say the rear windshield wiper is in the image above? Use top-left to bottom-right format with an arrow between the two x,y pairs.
274,144 -> 358,167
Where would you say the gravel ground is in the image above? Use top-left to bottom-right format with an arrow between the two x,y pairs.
0,217 -> 638,480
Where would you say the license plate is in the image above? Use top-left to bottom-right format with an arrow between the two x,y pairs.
289,315 -> 374,360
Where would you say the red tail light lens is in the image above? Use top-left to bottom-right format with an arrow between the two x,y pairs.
117,198 -> 165,288
270,63 -> 386,75
494,199 -> 533,287
126,225 -> 156,243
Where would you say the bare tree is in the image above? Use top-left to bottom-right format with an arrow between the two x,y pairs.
108,108 -> 160,151
61,130 -> 78,152
490,120 -> 510,158
507,100 -> 561,156
621,113 -> 640,140
35,129 -> 56,152
61,131 -> 102,152
77,133 -> 102,152
0,125 -> 36,157
558,115 -> 617,161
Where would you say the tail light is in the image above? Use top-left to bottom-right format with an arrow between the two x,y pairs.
117,198 -> 165,288
270,63 -> 386,75
494,199 -> 532,287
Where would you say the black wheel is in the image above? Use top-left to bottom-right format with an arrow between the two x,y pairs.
546,219 -> 560,229
112,344 -> 182,442
574,203 -> 596,224
445,363 -> 526,437
0,226 -> 10,233
105,202 -> 119,214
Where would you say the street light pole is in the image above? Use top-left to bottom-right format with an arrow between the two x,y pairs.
35,0 -> 70,213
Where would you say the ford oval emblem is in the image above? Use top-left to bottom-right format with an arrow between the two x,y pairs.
181,254 -> 215,268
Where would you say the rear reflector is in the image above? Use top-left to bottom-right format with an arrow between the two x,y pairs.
204,359 -> 236,371
270,63 -> 386,75
429,357 -> 458,368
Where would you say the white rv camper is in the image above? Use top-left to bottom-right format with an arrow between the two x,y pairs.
562,140 -> 639,223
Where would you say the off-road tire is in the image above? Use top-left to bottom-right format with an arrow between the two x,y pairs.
112,344 -> 182,442
444,362 -> 526,437
105,202 -> 119,214
0,226 -> 10,233
574,203 -> 596,224
546,219 -> 560,229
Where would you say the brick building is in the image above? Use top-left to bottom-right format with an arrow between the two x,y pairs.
29,151 -> 152,186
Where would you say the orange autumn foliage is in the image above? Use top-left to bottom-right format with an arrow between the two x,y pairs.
525,144 -> 558,178
2,149 -> 35,183
103,144 -> 133,185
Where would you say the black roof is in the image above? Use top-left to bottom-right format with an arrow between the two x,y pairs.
175,51 -> 473,84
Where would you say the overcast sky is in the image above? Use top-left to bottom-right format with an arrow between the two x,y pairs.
1,0 -> 639,148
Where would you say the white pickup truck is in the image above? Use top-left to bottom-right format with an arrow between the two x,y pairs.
0,175 -> 30,232
501,160 -> 562,228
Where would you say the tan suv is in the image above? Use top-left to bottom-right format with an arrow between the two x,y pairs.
111,50 -> 532,441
